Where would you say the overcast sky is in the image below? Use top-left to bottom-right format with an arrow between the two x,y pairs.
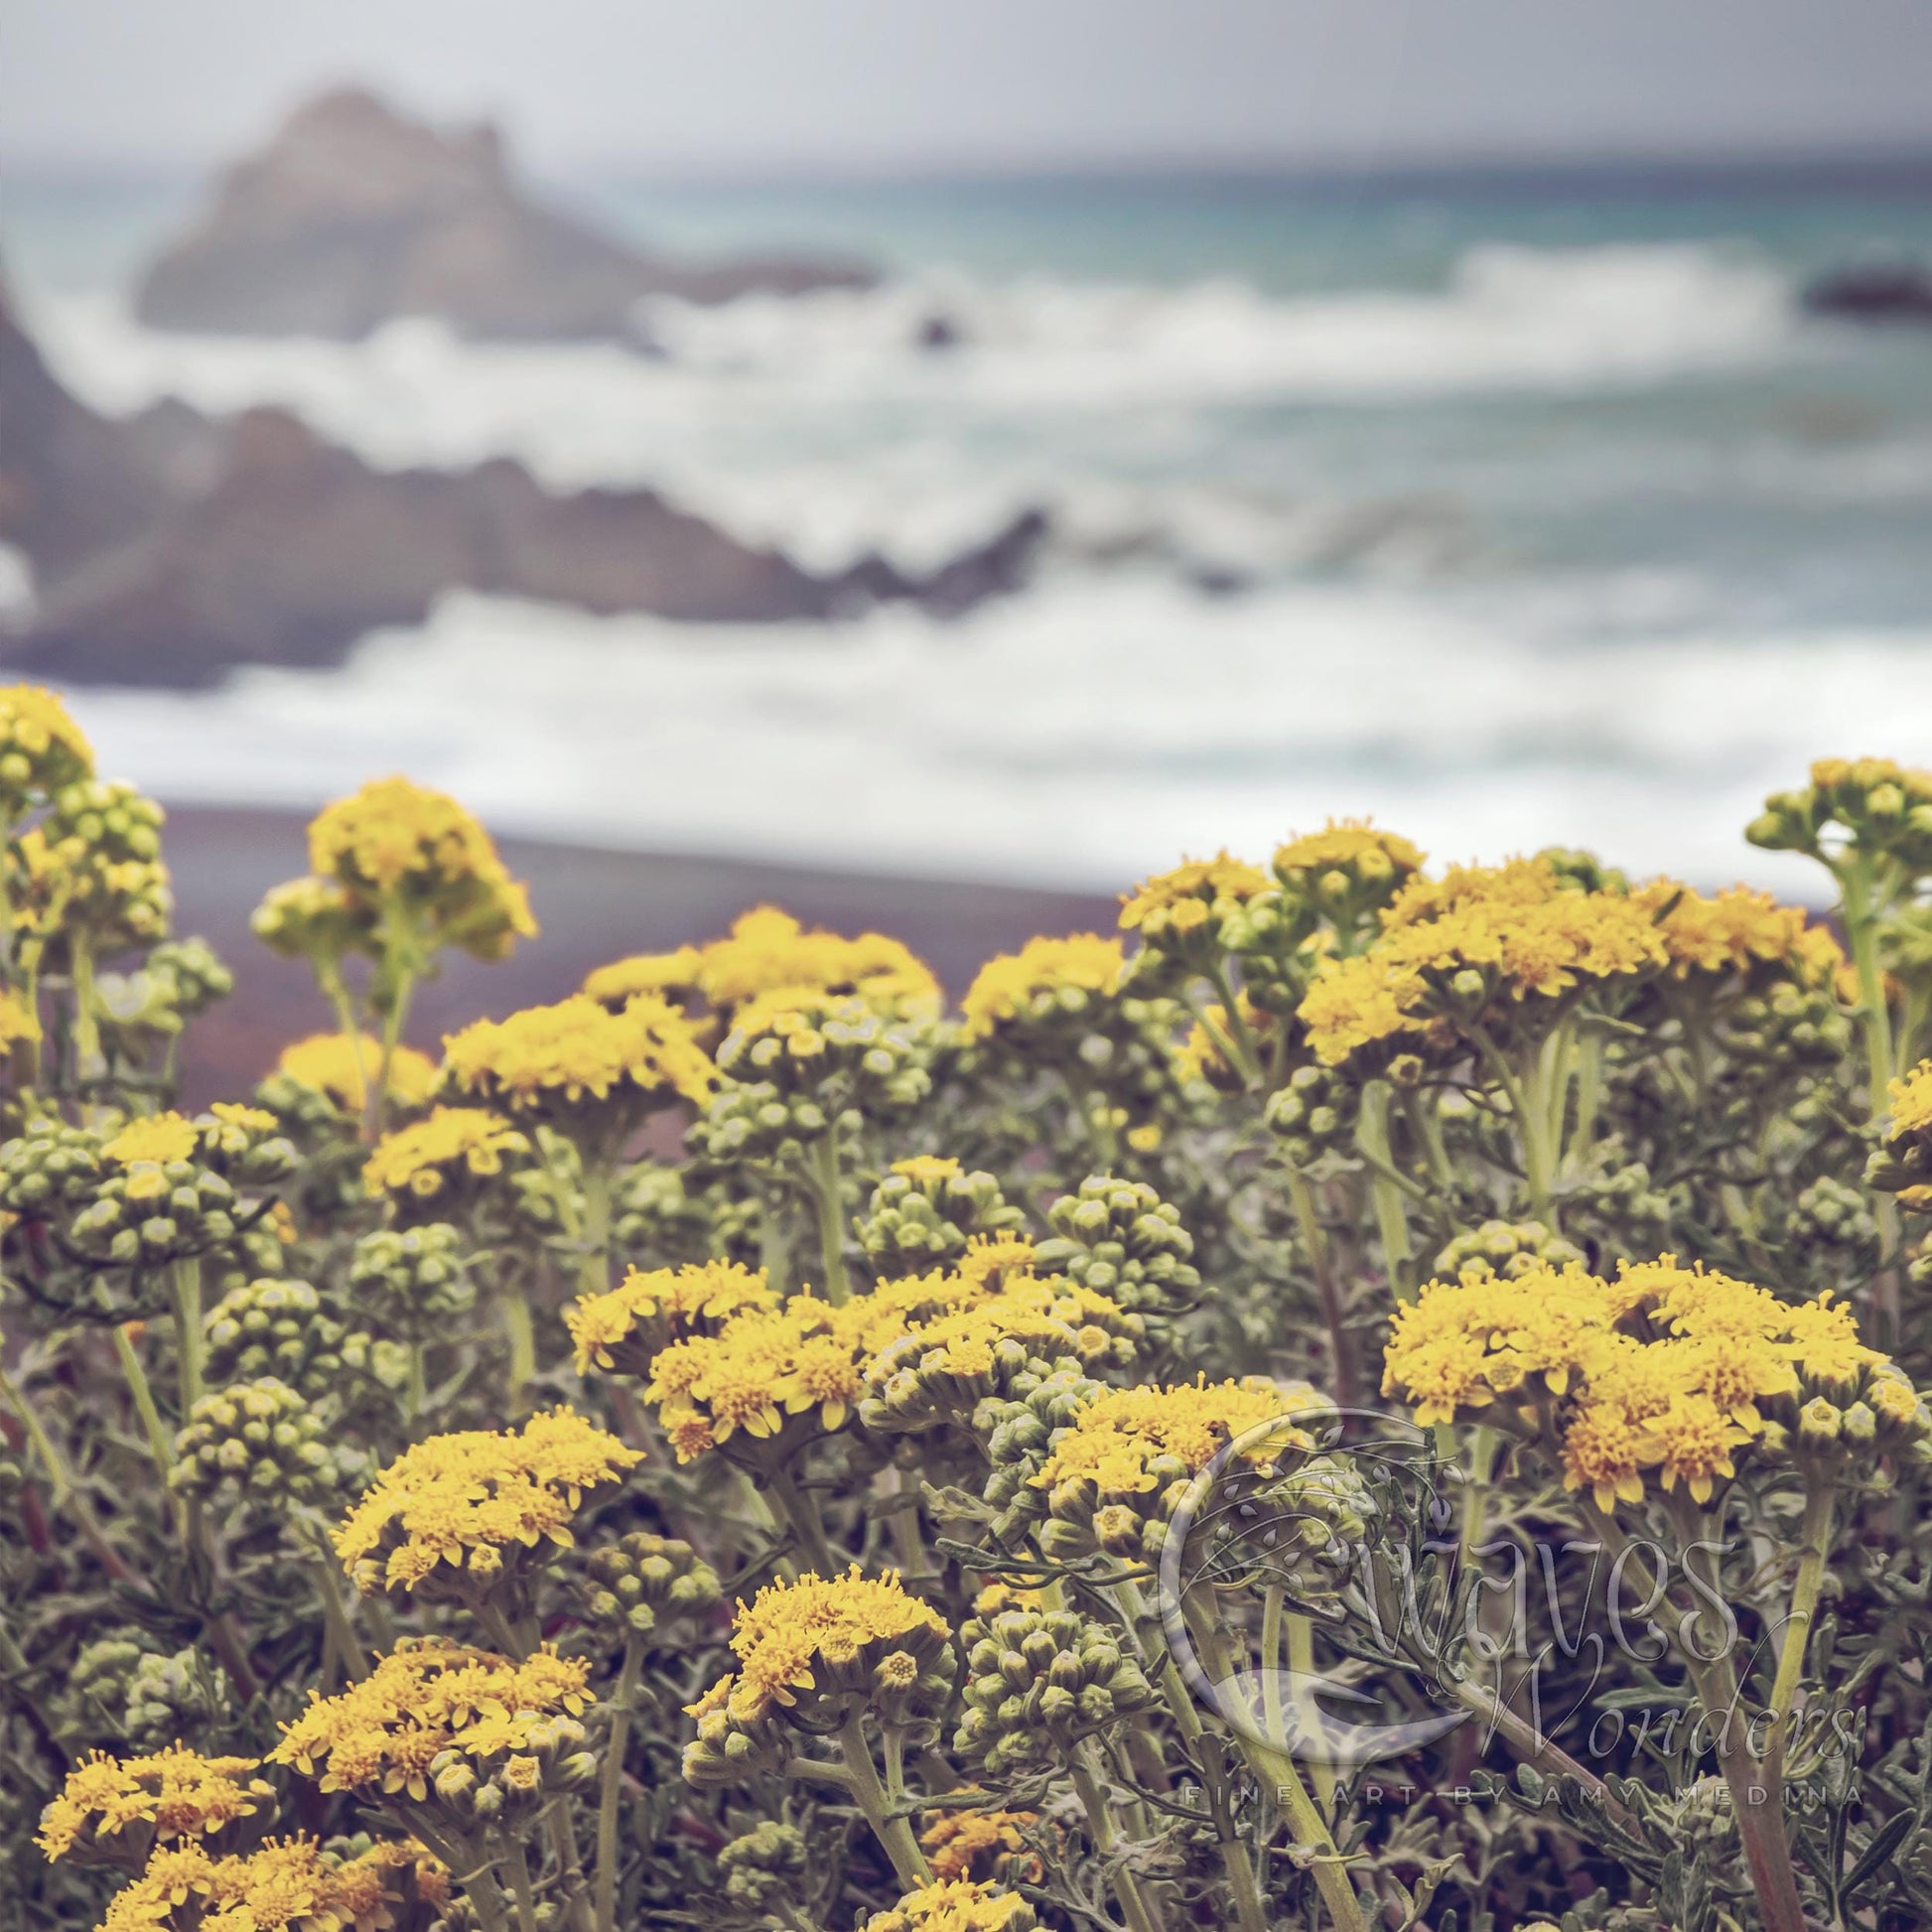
4,0 -> 1930,176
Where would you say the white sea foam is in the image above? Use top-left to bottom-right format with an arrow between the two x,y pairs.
19,243 -> 1814,574
62,573 -> 1932,897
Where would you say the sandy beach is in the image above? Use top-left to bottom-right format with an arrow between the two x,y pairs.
162,804 -> 1114,1102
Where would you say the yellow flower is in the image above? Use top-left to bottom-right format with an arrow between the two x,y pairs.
0,682 -> 93,797
584,946 -> 705,1008
861,1879 -> 1036,1932
37,1744 -> 273,1861
892,1155 -> 961,1185
694,1567 -> 948,1725
961,935 -> 1124,1040
1648,883 -> 1836,982
1887,1060 -> 1932,1139
102,1114 -> 199,1168
1119,852 -> 1269,941
1032,1378 -> 1326,1500
361,1106 -> 528,1197
695,906 -> 941,1019
921,1811 -> 1040,1886
1274,819 -> 1424,886
272,1640 -> 592,1798
275,1033 -> 439,1112
0,989 -> 41,1047
443,993 -> 713,1113
567,1260 -> 779,1372
1640,1395 -> 1750,1503
332,1408 -> 641,1597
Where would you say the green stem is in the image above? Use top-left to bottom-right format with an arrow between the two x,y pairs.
1287,1167 -> 1355,1407
1071,1743 -> 1169,1932
1204,963 -> 1264,1088
0,1362 -> 139,1585
171,1256 -> 205,1414
805,1133 -> 851,1305
1767,1479 -> 1836,1767
837,1713 -> 929,1890
1467,1021 -> 1555,1223
1283,1605 -> 1336,1809
503,1840 -> 540,1932
762,1459 -> 842,1577
579,1162 -> 613,1300
499,1272 -> 537,1417
301,1515 -> 368,1681
70,932 -> 103,1083
595,1637 -> 644,1932
112,1323 -> 177,1489
1356,1082 -> 1416,1302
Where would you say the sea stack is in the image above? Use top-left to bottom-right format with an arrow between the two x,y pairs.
134,85 -> 875,343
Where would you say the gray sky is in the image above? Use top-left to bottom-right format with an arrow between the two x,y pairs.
4,0 -> 1930,175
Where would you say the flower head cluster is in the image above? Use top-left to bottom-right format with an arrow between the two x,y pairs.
94,1834 -> 447,1932
38,1744 -> 274,1863
306,775 -> 537,961
1299,855 -> 1670,1065
1874,1060 -> 1932,1211
443,993 -> 712,1122
960,935 -> 1125,1043
361,1106 -> 530,1204
272,1639 -> 593,1800
857,1157 -> 1026,1275
272,1034 -> 439,1116
1650,885 -> 1843,986
1031,1378 -> 1330,1561
693,906 -> 940,1020
1383,1256 -> 1929,1509
921,1812 -> 1041,1887
860,1880 -> 1037,1932
0,682 -> 93,804
1119,853 -> 1270,970
1748,756 -> 1932,873
684,1568 -> 955,1782
583,943 -> 706,1011
1274,819 -> 1425,919
333,1408 -> 640,1599
566,1259 -> 778,1374
17,782 -> 172,961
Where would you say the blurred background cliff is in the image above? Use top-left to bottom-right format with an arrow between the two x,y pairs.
4,0 -> 1932,1024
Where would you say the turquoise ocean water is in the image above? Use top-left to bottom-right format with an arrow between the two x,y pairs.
4,161 -> 1932,891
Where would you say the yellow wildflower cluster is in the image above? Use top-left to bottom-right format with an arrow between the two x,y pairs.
567,1259 -> 780,1372
1383,1256 -> 1923,1509
920,1811 -> 1041,1886
688,905 -> 941,1019
298,776 -> 537,963
861,1879 -> 1037,1932
443,992 -> 713,1115
361,1105 -> 529,1198
1119,852 -> 1270,943
0,987 -> 39,1048
0,683 -> 93,798
696,1567 -> 949,1725
102,1113 -> 201,1168
272,1640 -> 592,1797
1299,856 -> 1671,1064
94,1834 -> 446,1932
333,1408 -> 641,1596
38,1744 -> 273,1862
1650,885 -> 1843,984
583,944 -> 705,1010
1031,1378 -> 1327,1502
274,1033 -> 439,1113
1275,818 -> 1425,888
636,1260 -> 1127,1459
960,934 -> 1125,1041
1891,1061 -> 1932,1139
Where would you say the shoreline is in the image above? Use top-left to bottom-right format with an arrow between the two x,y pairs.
159,804 -> 1115,1102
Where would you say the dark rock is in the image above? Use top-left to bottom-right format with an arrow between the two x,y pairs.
135,86 -> 875,343
0,279 -> 173,584
915,313 -> 964,351
1,299 -> 1046,689
1801,261 -> 1932,326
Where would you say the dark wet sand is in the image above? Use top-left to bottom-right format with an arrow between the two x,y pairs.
161,806 -> 1115,1103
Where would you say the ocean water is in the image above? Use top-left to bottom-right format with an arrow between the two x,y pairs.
5,163 -> 1932,897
